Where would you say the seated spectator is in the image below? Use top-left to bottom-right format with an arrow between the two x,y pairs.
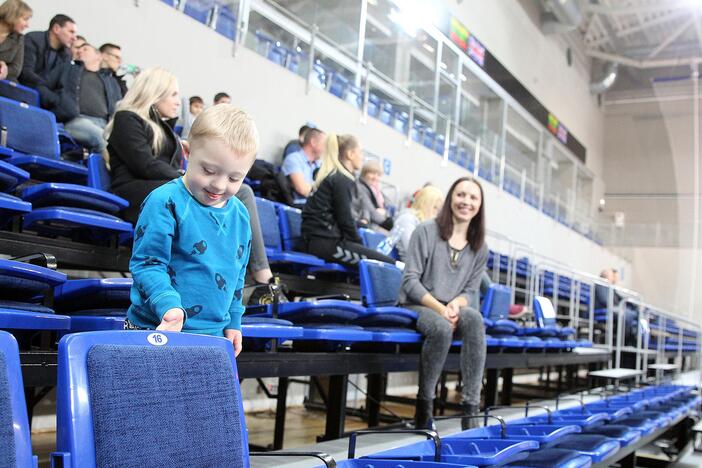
0,0 -> 31,82
99,42 -> 128,96
70,34 -> 85,60
213,91 -> 230,105
105,68 -> 287,302
282,127 -> 325,205
42,43 -> 121,153
301,133 -> 397,267
390,185 -> 444,261
19,13 -> 75,88
281,123 -> 312,159
399,176 -> 488,430
178,95 -> 203,139
355,160 -> 393,232
105,67 -> 183,223
594,268 -> 623,310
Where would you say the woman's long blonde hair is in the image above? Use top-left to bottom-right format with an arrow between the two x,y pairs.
314,133 -> 358,186
411,185 -> 444,222
104,67 -> 178,155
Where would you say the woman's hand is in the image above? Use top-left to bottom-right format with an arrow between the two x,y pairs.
0,62 -> 8,81
441,303 -> 459,329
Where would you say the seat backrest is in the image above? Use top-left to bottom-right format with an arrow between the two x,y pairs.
480,284 -> 512,320
86,154 -> 112,191
533,296 -> 557,328
0,96 -> 60,159
0,80 -> 39,107
358,259 -> 402,307
54,331 -> 248,468
182,0 -> 213,24
215,5 -> 237,39
358,227 -> 386,251
254,197 -> 283,251
0,330 -> 34,468
276,203 -> 304,251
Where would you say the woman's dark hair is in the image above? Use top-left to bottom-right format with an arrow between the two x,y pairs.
435,176 -> 485,251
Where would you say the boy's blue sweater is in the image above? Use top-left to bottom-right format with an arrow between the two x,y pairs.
127,178 -> 251,335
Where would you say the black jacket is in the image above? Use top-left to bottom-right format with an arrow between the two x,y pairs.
108,109 -> 183,190
301,171 -> 362,243
41,61 -> 122,123
19,31 -> 70,88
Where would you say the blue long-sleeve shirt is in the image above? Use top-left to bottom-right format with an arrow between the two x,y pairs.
127,178 -> 251,336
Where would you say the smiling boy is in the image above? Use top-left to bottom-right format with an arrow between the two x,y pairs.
125,105 -> 259,356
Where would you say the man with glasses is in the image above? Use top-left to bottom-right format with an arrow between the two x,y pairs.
99,43 -> 128,97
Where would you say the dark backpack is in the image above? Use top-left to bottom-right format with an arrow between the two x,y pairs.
248,159 -> 296,206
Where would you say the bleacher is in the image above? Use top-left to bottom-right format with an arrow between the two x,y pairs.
0,1 -> 700,466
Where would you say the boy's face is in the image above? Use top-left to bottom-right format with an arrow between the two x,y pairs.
190,101 -> 204,116
183,139 -> 254,208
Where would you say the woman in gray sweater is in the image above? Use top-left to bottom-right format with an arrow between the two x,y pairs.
399,176 -> 488,430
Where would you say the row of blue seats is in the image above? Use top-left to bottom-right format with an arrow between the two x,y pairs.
0,250 -> 591,350
161,0 -> 238,40
3,329 -> 695,468
0,91 -> 135,244
364,384 -> 700,467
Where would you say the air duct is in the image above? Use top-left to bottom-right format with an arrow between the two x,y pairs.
590,62 -> 619,94
540,0 -> 583,34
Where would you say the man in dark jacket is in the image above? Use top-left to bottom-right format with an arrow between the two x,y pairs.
99,43 -> 128,97
19,14 -> 76,89
42,44 -> 122,153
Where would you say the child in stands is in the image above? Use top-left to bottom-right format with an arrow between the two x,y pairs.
125,104 -> 259,357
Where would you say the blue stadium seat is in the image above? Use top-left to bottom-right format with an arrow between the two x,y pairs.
481,284 -> 520,335
411,120 -> 425,143
529,296 -> 576,338
0,159 -> 28,192
215,5 -> 237,40
435,135 -> 445,155
358,227 -> 386,251
366,436 -> 539,466
367,93 -> 381,118
275,202 -> 351,274
0,192 -> 30,222
54,278 -> 131,314
255,197 -> 326,268
329,462 -> 476,468
312,62 -> 329,89
422,128 -> 436,150
0,330 -> 38,468
581,424 -> 641,446
0,79 -> 39,107
182,0 -> 213,24
0,259 -> 70,331
379,101 -> 394,126
0,97 -> 88,183
21,183 -> 128,214
393,111 -> 409,134
452,423 -> 580,444
357,260 -> 418,328
22,207 -> 133,243
248,300 -> 364,324
51,331 -> 250,468
329,73 -> 349,99
345,85 -> 363,109
505,448 -> 591,468
548,434 -> 620,463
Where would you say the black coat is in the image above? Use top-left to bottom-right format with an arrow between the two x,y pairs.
301,171 -> 362,243
107,109 -> 183,223
41,61 -> 122,123
19,31 -> 70,88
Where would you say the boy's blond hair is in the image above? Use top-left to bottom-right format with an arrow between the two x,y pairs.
189,104 -> 259,157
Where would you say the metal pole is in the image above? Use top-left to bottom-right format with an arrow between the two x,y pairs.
361,62 -> 372,124
441,118 -> 451,167
406,91 -> 415,146
305,24 -> 318,95
689,64 -> 700,319
473,137 -> 481,177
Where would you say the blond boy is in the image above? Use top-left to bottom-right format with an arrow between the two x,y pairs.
125,105 -> 259,356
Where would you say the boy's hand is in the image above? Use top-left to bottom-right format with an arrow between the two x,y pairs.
156,308 -> 185,332
224,329 -> 243,357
